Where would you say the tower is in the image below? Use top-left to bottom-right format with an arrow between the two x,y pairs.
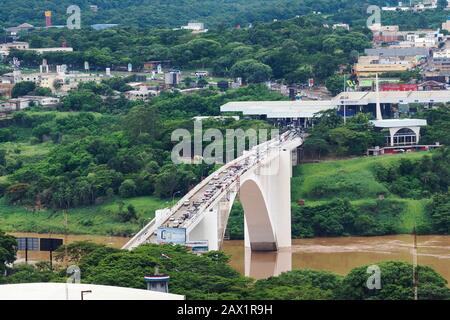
144,267 -> 170,293
45,11 -> 52,28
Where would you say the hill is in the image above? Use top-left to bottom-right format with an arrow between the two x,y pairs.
0,0 -> 391,29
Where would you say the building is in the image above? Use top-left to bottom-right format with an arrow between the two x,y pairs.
165,70 -> 181,86
0,83 -> 13,98
371,119 -> 427,147
442,17 -> 450,33
4,23 -> 34,37
418,80 -> 447,90
0,42 -> 30,58
125,86 -> 158,101
364,47 -> 430,60
0,283 -> 184,300
25,47 -> 74,54
332,23 -> 350,31
220,90 -> 450,125
0,42 -> 29,51
370,25 -> 401,43
0,96 -> 60,111
91,24 -> 119,31
354,63 -> 412,77
144,275 -> 170,293
180,22 -> 208,33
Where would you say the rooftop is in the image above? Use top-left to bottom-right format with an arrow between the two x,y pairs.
0,283 -> 184,300
370,119 -> 427,128
220,90 -> 450,118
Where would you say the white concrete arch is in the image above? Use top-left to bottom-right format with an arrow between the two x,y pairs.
239,178 -> 277,251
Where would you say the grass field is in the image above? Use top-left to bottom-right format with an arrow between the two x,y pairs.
0,196 -> 168,236
291,152 -> 430,234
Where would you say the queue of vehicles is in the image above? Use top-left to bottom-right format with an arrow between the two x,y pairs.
161,130 -> 300,230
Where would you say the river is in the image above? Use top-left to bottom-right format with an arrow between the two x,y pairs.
9,233 -> 450,284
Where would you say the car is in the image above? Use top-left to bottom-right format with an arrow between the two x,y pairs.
169,217 -> 175,222
183,200 -> 190,206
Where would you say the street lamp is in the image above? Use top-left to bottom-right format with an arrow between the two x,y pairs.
172,190 -> 182,206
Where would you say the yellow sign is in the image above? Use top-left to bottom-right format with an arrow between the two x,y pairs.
45,11 -> 52,17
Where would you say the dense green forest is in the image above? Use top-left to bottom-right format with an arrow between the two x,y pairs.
0,0 -> 446,31
0,239 -> 449,300
0,0 -> 398,29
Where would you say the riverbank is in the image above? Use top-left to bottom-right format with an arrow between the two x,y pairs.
0,196 -> 168,236
10,232 -> 450,286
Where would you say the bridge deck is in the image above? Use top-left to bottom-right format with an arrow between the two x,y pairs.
122,130 -> 302,250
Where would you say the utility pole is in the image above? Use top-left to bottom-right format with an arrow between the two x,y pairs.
412,226 -> 419,301
64,210 -> 68,268
343,75 -> 347,125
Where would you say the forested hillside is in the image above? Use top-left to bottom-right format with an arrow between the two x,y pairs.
10,17 -> 371,85
0,0 -> 396,29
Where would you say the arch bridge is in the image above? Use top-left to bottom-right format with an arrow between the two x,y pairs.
123,130 -> 303,252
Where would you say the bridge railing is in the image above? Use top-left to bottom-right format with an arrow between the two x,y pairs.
123,130 -> 299,249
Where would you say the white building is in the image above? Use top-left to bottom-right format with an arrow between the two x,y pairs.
180,22 -> 208,33
0,283 -> 184,300
25,47 -> 74,54
332,23 -> 350,31
125,86 -> 158,100
0,41 -> 30,56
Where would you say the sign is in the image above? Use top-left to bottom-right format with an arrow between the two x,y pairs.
381,84 -> 418,92
157,227 -> 186,244
40,238 -> 63,252
186,241 -> 208,253
308,78 -> 314,87
128,63 -> 133,72
84,61 -> 90,71
17,237 -> 39,251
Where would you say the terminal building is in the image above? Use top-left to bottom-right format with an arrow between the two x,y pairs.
221,87 -> 448,153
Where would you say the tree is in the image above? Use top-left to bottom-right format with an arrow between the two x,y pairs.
197,78 -> 209,88
438,0 -> 448,10
119,179 -> 137,198
11,81 -> 36,98
183,77 -> 194,87
123,105 -> 161,140
337,261 -> 450,300
0,231 -> 16,274
325,74 -> 345,96
230,59 -> 272,84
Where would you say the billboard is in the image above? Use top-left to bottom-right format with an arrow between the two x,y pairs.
17,237 -> 39,251
381,84 -> 418,92
157,227 -> 186,244
186,241 -> 209,253
40,238 -> 63,252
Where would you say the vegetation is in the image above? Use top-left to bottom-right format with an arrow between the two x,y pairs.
0,84 -> 283,234
0,230 -> 17,274
0,0 -> 395,29
1,240 -> 448,300
6,16 -> 371,86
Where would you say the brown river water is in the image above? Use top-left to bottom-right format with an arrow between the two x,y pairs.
10,233 -> 450,284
